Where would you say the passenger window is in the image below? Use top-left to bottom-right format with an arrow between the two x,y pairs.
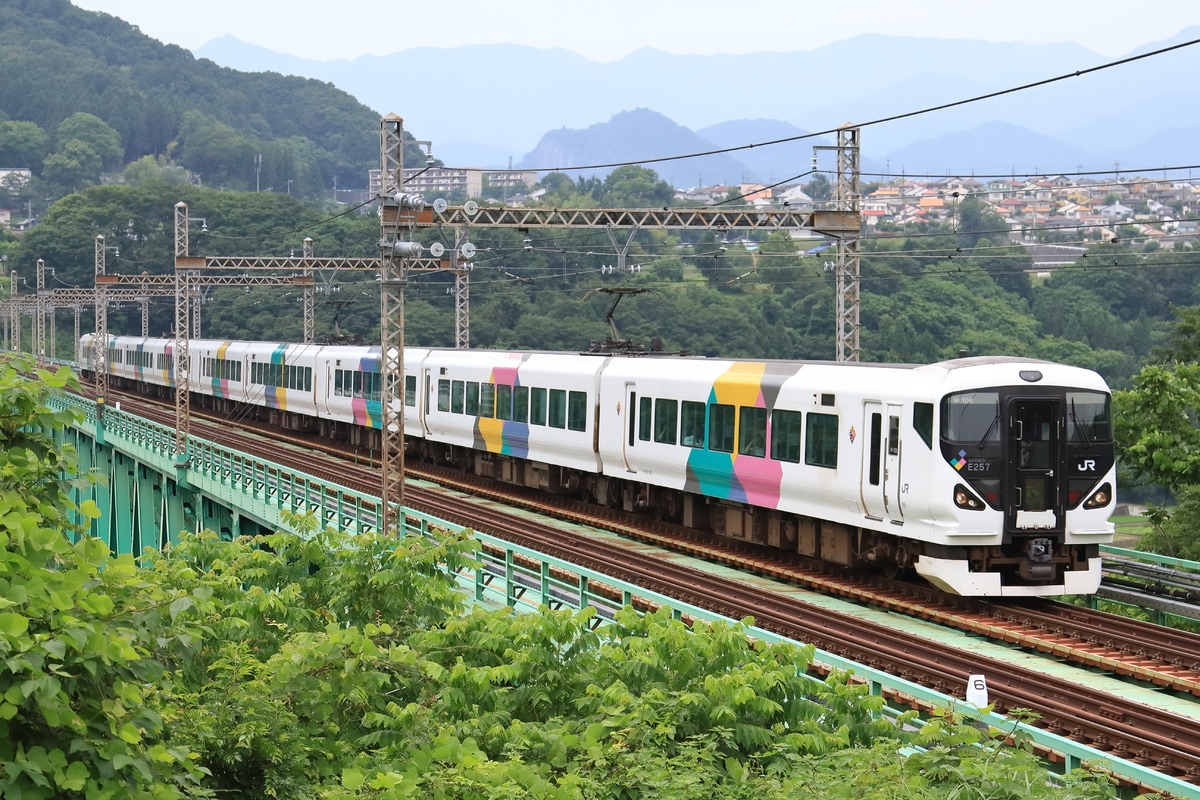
531,387 -> 547,425
738,406 -> 767,457
805,413 -> 839,469
654,399 -> 678,445
451,380 -> 465,414
438,379 -> 451,412
496,384 -> 512,421
480,383 -> 495,418
708,403 -> 735,453
639,397 -> 653,441
567,391 -> 587,432
404,375 -> 416,406
513,386 -> 529,422
771,410 -> 801,463
548,389 -> 567,428
681,401 -> 705,448
465,381 -> 480,416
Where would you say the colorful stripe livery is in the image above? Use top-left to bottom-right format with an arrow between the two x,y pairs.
265,344 -> 288,409
352,350 -> 382,428
476,353 -> 532,457
685,362 -> 789,509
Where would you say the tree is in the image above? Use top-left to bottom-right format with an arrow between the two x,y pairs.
0,354 -> 205,799
0,120 -> 50,169
41,139 -> 102,191
595,165 -> 674,208
54,112 -> 124,171
806,173 -> 832,201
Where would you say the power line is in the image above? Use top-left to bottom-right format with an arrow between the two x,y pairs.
497,37 -> 1200,175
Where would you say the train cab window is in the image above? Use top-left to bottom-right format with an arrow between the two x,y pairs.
941,391 -> 1000,443
805,412 -> 839,469
681,401 -> 705,448
480,383 -> 495,418
465,381 -> 480,416
1067,391 -> 1112,442
548,389 -> 567,429
567,391 -> 587,432
496,384 -> 513,420
531,387 -> 547,425
913,402 -> 934,448
708,403 -> 735,453
738,406 -> 767,457
654,399 -> 678,445
513,386 -> 529,423
451,380 -> 465,414
404,375 -> 416,407
639,397 -> 653,441
770,409 -> 802,463
437,379 -> 451,412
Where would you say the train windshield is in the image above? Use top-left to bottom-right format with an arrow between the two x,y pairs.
1066,391 -> 1112,443
941,391 -> 1000,443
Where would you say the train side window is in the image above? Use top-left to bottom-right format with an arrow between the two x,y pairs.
531,387 -> 547,425
708,403 -> 735,453
404,375 -> 416,406
352,370 -> 363,398
913,402 -> 933,448
496,384 -> 512,420
738,406 -> 767,457
451,380 -> 465,414
771,410 -> 801,463
438,379 -> 451,412
805,413 -> 839,469
548,389 -> 567,429
654,399 -> 678,444
480,383 -> 495,418
681,401 -> 705,448
567,391 -> 587,432
639,397 -> 653,441
513,386 -> 529,422
465,381 -> 480,416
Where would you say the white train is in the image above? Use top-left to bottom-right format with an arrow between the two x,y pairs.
80,334 -> 1116,597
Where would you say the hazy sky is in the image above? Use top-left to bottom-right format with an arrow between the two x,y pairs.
72,0 -> 1196,62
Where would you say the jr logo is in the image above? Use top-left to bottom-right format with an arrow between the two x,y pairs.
1077,459 -> 1096,472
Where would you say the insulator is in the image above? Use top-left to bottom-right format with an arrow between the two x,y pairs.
390,241 -> 424,257
393,192 -> 426,210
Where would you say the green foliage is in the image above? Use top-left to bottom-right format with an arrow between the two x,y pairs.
0,353 -> 205,799
1113,362 -> 1200,494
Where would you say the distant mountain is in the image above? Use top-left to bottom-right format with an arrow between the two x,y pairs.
882,121 -> 1097,177
695,120 -> 832,185
518,109 -> 748,187
193,29 -> 1200,183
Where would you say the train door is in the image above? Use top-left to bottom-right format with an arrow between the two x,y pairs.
1005,398 -> 1065,533
862,402 -> 886,519
419,367 -> 432,436
862,402 -> 904,523
883,404 -> 904,522
622,383 -> 637,472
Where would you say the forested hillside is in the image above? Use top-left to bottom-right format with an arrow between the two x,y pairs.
0,0 -> 423,208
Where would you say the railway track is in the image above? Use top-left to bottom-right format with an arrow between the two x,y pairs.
104,393 -> 1200,787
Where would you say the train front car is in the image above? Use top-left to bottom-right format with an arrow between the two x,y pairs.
919,357 -> 1115,596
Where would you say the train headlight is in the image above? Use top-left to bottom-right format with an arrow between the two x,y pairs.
954,484 -> 985,510
1083,482 -> 1112,510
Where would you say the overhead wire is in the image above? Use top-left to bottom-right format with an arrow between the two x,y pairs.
487,37 -> 1200,175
